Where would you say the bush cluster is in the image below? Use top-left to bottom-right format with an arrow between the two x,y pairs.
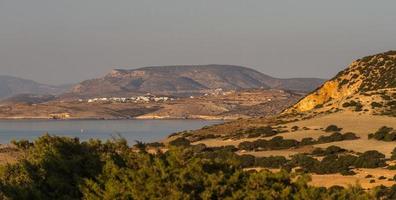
238,132 -> 359,151
324,125 -> 343,132
0,134 -> 387,199
311,145 -> 347,156
290,150 -> 386,175
238,155 -> 289,169
342,100 -> 363,111
229,126 -> 279,139
368,126 -> 396,141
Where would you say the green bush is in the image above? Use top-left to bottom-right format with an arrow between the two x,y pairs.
169,137 -> 191,147
0,135 -> 388,199
311,146 -> 346,156
255,156 -> 288,168
324,125 -> 343,132
354,150 -> 386,168
368,126 -> 396,141
371,102 -> 383,109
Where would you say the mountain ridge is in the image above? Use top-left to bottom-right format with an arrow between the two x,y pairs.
0,75 -> 71,99
65,65 -> 325,98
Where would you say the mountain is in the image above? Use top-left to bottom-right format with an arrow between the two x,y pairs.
0,75 -> 71,99
286,50 -> 396,116
1,94 -> 56,105
64,65 -> 324,98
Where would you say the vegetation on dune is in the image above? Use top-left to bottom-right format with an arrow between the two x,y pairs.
324,125 -> 343,132
238,132 -> 359,151
368,126 -> 396,141
2,135 -> 396,199
287,150 -> 386,175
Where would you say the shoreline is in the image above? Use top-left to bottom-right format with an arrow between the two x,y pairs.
0,116 -> 235,121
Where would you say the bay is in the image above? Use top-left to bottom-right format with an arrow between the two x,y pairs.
0,120 -> 222,144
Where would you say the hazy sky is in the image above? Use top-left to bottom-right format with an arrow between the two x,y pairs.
1,0 -> 396,85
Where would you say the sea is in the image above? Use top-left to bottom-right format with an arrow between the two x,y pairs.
0,119 -> 222,144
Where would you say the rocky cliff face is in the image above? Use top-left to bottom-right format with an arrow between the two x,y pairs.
286,51 -> 396,113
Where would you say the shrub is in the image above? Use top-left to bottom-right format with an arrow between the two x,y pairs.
0,135 -> 388,199
392,148 -> 396,160
369,126 -> 396,141
371,102 -> 383,109
311,146 -> 346,156
145,142 -> 165,148
238,136 -> 299,151
255,156 -> 288,168
238,154 -> 256,168
169,137 -> 191,147
291,126 -> 299,131
343,132 -> 359,140
354,150 -> 386,168
11,139 -> 33,150
324,125 -> 343,132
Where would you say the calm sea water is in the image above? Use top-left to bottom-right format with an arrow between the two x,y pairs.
0,120 -> 222,144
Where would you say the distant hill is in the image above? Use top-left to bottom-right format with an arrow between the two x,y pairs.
1,94 -> 56,105
0,75 -> 71,99
64,65 -> 324,98
286,50 -> 396,116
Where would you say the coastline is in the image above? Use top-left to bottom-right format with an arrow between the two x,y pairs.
0,115 -> 237,121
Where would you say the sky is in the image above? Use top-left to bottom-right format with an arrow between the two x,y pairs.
0,0 -> 396,85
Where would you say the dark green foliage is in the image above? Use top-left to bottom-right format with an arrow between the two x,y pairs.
290,150 -> 386,175
314,104 -> 323,109
0,134 -> 106,199
239,132 -> 359,151
238,154 -> 256,168
291,126 -> 299,131
325,125 -> 343,132
237,126 -> 278,138
368,126 -> 396,141
0,135 -> 392,199
238,136 -> 299,151
255,156 -> 288,168
289,154 -> 320,173
342,100 -> 363,111
311,145 -> 346,156
354,150 -> 386,168
169,137 -> 191,147
133,140 -> 147,151
145,141 -> 165,148
11,139 -> 33,150
373,184 -> 396,200
317,132 -> 358,144
300,137 -> 315,146
391,147 -> 396,160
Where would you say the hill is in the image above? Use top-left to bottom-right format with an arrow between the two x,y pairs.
63,65 -> 324,98
166,51 -> 396,189
0,75 -> 71,99
0,89 -> 301,120
285,51 -> 396,116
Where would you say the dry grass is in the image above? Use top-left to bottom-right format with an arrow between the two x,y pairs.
310,168 -> 396,189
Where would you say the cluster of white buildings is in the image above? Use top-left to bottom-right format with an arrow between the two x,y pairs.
84,96 -> 174,103
203,88 -> 234,97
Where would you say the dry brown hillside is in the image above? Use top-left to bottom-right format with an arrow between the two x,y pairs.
62,65 -> 324,98
285,51 -> 396,116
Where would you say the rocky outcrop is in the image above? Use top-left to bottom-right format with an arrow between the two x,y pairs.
286,51 -> 396,113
